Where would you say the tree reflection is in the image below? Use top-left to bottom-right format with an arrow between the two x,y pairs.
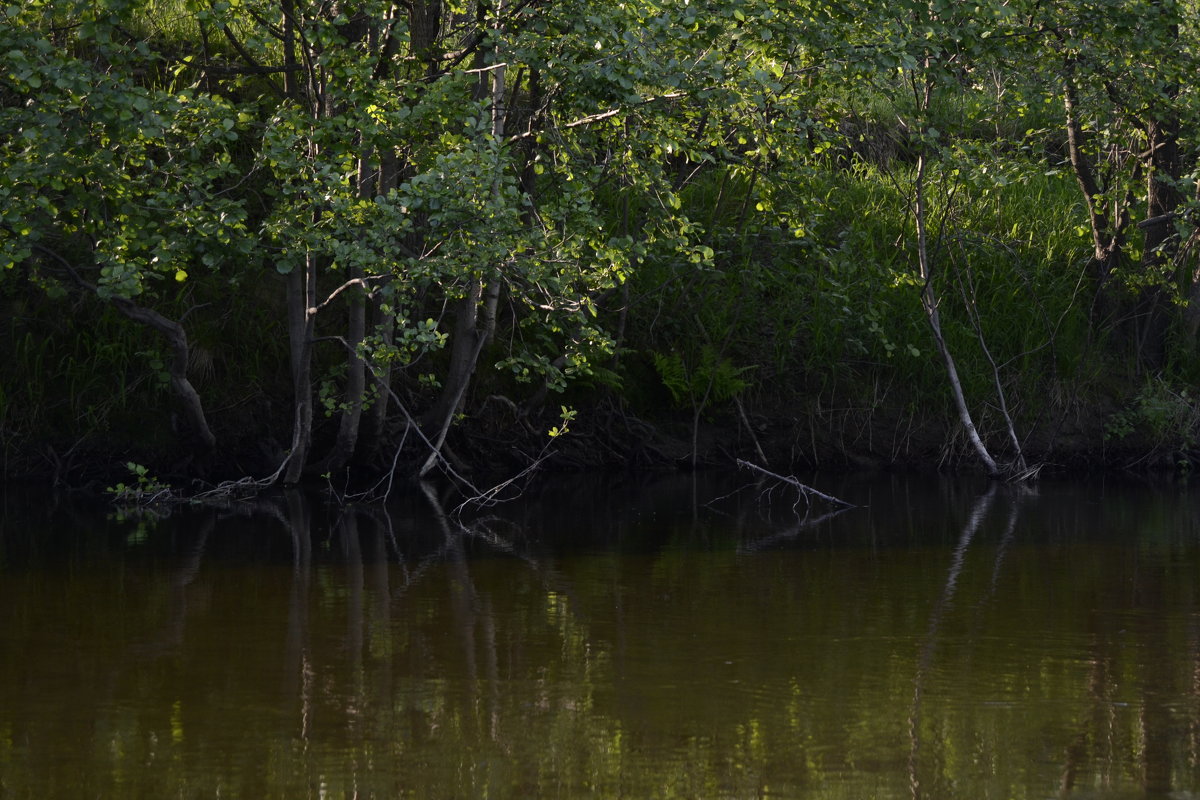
3,479 -> 1200,797
908,484 -> 996,800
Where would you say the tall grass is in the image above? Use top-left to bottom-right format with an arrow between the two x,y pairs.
617,146 -> 1101,454
0,303 -> 174,449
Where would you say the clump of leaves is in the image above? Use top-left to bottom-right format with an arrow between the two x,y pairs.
653,346 -> 753,408
107,461 -> 173,505
548,405 -> 577,438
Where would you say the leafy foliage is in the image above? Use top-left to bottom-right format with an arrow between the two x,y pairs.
2,0 -> 1199,478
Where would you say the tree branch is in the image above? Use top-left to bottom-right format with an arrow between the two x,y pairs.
506,92 -> 688,143
736,459 -> 855,508
35,246 -> 217,451
308,276 -> 385,317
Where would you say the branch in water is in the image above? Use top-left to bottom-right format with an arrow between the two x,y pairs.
735,459 -> 856,508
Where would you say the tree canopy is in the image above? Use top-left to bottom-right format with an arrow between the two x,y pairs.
2,0 -> 1199,486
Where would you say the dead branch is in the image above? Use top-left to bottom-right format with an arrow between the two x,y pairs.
736,459 -> 856,508
308,276 -> 387,317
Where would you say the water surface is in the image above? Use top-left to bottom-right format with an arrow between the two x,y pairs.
2,474 -> 1200,798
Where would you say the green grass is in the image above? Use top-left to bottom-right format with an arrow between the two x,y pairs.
614,147 -> 1103,447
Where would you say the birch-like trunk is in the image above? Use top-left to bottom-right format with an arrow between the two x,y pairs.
914,149 -> 1000,476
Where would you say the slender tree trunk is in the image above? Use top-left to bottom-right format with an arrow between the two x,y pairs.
1063,63 -> 1127,327
1134,105 -> 1181,371
1133,9 -> 1182,365
319,11 -> 386,473
283,250 -> 317,484
914,149 -> 1000,476
420,4 -> 506,476
279,0 -> 315,484
1184,183 -> 1200,342
480,38 -> 506,348
364,151 -> 401,450
317,153 -> 373,474
320,276 -> 366,471
905,68 -> 999,475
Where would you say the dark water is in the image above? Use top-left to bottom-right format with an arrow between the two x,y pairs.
2,474 -> 1200,799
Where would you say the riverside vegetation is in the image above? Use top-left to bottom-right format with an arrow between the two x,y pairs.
2,0 -> 1199,491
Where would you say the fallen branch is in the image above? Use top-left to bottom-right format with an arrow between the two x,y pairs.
736,459 -> 856,508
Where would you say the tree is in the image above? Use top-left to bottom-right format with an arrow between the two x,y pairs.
1035,0 -> 1198,365
1,1 -> 252,454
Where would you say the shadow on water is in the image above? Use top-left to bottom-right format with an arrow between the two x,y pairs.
3,474 -> 1200,798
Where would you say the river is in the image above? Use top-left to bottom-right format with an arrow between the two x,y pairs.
2,473 -> 1199,798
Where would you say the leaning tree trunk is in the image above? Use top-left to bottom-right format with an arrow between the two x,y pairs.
420,279 -> 488,478
914,144 -> 1000,476
109,298 -> 218,452
41,245 -> 217,453
418,4 -> 508,479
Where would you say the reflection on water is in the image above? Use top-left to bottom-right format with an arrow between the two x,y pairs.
3,474 -> 1200,798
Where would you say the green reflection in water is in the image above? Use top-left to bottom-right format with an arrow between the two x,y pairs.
2,477 -> 1200,798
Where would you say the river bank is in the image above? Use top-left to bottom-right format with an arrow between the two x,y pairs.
6,390 -> 1195,497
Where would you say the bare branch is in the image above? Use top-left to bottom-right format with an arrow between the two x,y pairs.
736,459 -> 856,508
308,276 -> 385,317
506,92 -> 688,144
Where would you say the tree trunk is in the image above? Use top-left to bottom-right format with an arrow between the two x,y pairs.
914,149 -> 1000,476
419,6 -> 507,477
364,150 -> 403,452
1134,107 -> 1181,371
1184,182 -> 1200,343
109,297 -> 217,452
480,36 -> 507,348
424,279 -> 485,430
39,245 -> 217,453
316,152 -> 373,474
316,276 -> 366,473
283,250 -> 317,484
278,0 -> 314,485
409,0 -> 443,73
1063,63 -> 1127,326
